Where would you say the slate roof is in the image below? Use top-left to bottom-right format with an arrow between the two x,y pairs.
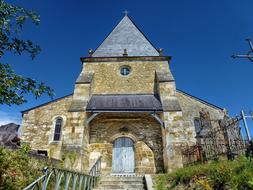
21,91 -> 223,113
86,94 -> 163,112
92,15 -> 159,57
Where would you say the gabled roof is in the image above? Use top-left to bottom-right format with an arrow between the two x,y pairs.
176,89 -> 223,110
92,15 -> 159,57
20,90 -> 223,114
21,94 -> 73,114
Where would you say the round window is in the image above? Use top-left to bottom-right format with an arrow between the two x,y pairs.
120,66 -> 131,76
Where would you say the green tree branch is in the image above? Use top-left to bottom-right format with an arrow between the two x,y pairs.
0,0 -> 54,105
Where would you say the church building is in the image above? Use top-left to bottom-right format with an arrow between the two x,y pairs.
20,15 -> 226,174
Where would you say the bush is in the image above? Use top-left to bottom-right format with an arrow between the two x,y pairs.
0,145 -> 51,190
154,157 -> 253,190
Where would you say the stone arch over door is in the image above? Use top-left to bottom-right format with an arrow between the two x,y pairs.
89,113 -> 164,173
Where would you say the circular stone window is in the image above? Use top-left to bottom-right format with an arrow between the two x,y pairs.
120,66 -> 131,76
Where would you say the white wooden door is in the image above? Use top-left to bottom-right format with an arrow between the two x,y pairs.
112,137 -> 135,173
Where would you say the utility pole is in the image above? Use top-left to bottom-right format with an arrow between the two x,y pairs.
241,110 -> 252,142
232,39 -> 253,62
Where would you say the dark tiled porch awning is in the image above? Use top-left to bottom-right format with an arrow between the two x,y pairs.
86,94 -> 163,112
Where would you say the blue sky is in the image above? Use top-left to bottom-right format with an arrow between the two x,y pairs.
1,0 -> 253,128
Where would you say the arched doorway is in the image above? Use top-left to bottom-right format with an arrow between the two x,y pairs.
112,137 -> 135,173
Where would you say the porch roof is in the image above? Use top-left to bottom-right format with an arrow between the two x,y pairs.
86,94 -> 163,112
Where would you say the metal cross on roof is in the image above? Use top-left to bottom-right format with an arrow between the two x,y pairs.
123,10 -> 129,16
232,38 -> 253,62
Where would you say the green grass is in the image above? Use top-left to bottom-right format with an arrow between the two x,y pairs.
154,157 -> 253,190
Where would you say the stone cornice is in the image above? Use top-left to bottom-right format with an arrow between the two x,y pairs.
80,56 -> 171,63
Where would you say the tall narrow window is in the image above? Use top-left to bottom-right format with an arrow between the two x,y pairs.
53,118 -> 62,141
194,118 -> 202,135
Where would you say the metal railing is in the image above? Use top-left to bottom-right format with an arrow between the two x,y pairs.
23,156 -> 102,190
182,113 -> 249,165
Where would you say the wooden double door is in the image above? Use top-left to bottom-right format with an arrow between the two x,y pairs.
112,137 -> 135,173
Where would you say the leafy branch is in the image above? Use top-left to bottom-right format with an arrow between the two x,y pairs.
0,0 -> 54,105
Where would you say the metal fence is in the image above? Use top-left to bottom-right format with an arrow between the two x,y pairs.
23,156 -> 102,190
182,113 -> 250,165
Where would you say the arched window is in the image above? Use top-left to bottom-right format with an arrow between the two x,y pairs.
53,118 -> 62,141
194,118 -> 202,136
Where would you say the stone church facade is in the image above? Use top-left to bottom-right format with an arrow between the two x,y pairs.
20,15 -> 226,174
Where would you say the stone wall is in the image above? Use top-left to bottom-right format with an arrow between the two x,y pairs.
88,143 -> 113,173
20,56 -> 227,174
82,61 -> 169,94
176,90 -> 225,140
135,141 -> 156,174
20,95 -> 90,172
21,95 -> 73,152
89,113 -> 164,174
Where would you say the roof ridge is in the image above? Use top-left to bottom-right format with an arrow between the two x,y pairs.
126,15 -> 159,54
92,15 -> 159,57
91,15 -> 125,56
21,94 -> 73,114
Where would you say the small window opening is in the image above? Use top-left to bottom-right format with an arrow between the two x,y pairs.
120,66 -> 131,76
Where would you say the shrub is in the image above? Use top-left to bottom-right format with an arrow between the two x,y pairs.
0,145 -> 51,190
154,157 -> 253,190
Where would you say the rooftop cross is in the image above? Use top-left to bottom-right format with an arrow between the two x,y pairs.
123,10 -> 129,16
232,38 -> 253,62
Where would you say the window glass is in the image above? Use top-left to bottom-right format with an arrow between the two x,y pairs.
120,66 -> 130,76
194,118 -> 201,135
53,118 -> 62,141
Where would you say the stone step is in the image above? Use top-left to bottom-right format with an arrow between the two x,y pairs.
94,175 -> 145,190
99,180 -> 143,185
100,176 -> 143,181
100,178 -> 143,182
94,184 -> 143,188
109,174 -> 143,177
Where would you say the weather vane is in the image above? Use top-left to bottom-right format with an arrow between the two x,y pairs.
232,38 -> 253,62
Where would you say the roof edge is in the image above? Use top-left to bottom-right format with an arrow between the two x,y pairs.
126,15 -> 159,54
21,94 -> 73,114
176,89 -> 224,110
81,56 -> 171,63
86,109 -> 163,113
91,93 -> 158,96
92,15 -> 159,57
